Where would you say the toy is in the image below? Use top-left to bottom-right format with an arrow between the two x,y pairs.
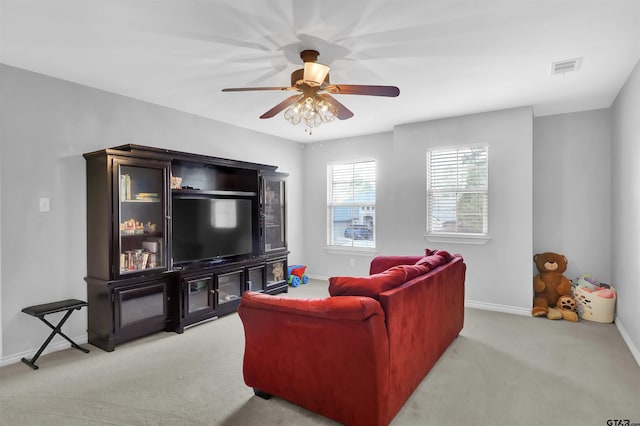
547,295 -> 578,322
573,274 -> 601,292
532,252 -> 578,321
287,264 -> 309,287
272,262 -> 284,282
597,289 -> 615,298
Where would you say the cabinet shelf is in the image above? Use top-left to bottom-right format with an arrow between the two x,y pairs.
120,265 -> 165,274
121,199 -> 161,203
172,189 -> 257,197
120,232 -> 163,238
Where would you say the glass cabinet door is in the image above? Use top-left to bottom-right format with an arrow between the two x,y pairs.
115,158 -> 168,277
247,265 -> 265,292
265,258 -> 287,290
186,276 -> 214,314
262,173 -> 287,254
216,270 -> 243,305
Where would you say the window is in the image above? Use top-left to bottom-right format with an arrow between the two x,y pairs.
327,161 -> 376,249
426,146 -> 488,237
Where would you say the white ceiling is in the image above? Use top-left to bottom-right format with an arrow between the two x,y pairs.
2,0 -> 640,142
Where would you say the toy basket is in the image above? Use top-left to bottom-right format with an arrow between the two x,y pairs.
571,284 -> 616,323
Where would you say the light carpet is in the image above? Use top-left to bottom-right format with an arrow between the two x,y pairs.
1,279 -> 639,425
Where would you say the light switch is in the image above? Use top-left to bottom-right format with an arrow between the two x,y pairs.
39,197 -> 50,212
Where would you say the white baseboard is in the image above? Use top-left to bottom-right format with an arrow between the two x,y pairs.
465,299 -> 531,316
614,316 -> 640,368
306,274 -> 330,282
0,334 -> 88,368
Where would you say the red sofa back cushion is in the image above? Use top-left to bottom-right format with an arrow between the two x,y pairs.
329,264 -> 430,300
329,266 -> 405,299
330,251 -> 454,301
368,256 -> 423,275
415,250 -> 452,268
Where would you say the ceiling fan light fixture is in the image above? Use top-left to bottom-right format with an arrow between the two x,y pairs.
303,62 -> 330,86
284,94 -> 337,133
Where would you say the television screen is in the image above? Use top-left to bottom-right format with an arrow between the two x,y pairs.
172,196 -> 254,263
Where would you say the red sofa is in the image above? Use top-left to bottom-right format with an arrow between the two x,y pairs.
238,250 -> 466,426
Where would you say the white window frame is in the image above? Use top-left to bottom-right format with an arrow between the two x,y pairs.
426,146 -> 490,245
326,161 -> 376,251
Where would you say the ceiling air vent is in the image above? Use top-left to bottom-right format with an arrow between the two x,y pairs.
551,57 -> 582,75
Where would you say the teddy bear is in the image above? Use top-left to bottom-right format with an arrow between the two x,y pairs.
547,295 -> 578,322
272,262 -> 284,282
532,252 -> 578,322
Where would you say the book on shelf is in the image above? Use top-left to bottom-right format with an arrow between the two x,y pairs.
120,174 -> 131,201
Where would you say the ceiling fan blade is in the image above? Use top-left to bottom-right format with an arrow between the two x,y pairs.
324,84 -> 400,97
260,95 -> 302,119
320,94 -> 354,120
222,86 -> 295,92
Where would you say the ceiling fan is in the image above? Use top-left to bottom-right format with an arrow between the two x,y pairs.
222,50 -> 399,130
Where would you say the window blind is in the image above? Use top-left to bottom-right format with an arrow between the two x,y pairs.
327,161 -> 376,248
427,146 -> 488,235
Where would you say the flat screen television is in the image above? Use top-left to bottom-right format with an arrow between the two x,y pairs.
171,195 -> 255,264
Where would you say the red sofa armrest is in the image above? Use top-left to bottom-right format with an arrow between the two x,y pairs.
369,256 -> 423,275
238,291 -> 391,426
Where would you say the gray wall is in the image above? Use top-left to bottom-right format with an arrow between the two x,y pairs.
303,107 -> 535,314
0,64 -> 304,362
533,110 -> 612,281
611,59 -> 640,363
1,62 -> 638,366
301,132 -> 394,276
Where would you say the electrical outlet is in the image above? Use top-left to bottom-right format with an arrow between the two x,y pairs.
39,197 -> 50,212
350,257 -> 356,266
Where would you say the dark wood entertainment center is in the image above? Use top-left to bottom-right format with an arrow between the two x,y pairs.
84,144 -> 288,351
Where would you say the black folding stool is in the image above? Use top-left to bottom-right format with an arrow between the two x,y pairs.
21,299 -> 90,370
